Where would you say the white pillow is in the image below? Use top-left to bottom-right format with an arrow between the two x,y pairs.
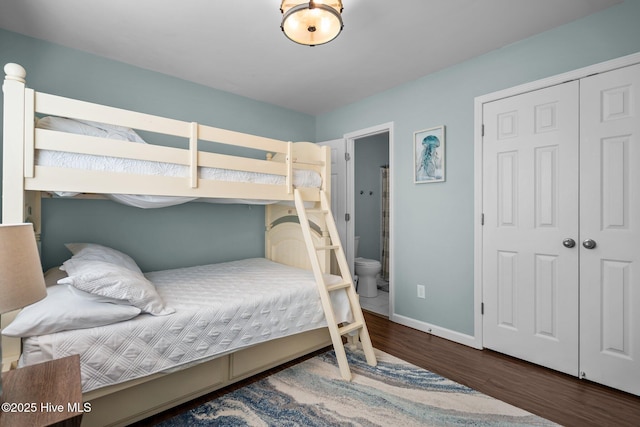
65,243 -> 142,274
59,258 -> 174,316
1,284 -> 141,338
67,284 -> 133,305
36,116 -> 146,144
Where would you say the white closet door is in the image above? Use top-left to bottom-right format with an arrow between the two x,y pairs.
482,82 -> 580,376
579,63 -> 640,395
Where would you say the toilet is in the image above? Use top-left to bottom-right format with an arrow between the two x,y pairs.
354,236 -> 381,298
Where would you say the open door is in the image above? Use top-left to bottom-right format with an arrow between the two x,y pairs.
317,139 -> 349,268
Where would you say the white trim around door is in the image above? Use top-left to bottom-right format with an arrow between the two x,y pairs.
344,122 -> 395,318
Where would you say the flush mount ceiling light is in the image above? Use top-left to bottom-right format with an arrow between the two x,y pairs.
280,1 -> 344,46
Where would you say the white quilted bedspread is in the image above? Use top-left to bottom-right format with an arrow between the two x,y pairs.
36,149 -> 321,207
20,258 -> 351,392
36,149 -> 322,187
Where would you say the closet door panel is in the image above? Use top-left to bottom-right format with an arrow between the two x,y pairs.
482,82 -> 580,376
579,63 -> 640,396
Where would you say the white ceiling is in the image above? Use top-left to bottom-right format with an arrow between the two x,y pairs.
0,0 -> 621,115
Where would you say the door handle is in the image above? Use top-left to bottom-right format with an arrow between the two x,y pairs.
582,239 -> 597,249
562,238 -> 576,248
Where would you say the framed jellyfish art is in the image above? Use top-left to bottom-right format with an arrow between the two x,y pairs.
414,125 -> 445,183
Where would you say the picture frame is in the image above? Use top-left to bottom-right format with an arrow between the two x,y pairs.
414,125 -> 445,183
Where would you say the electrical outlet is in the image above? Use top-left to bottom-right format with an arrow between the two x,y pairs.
417,284 -> 425,299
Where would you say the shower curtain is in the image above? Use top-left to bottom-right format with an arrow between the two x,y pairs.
381,166 -> 390,281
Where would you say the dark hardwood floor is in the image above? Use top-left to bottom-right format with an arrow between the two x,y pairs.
363,311 -> 640,427
135,312 -> 640,426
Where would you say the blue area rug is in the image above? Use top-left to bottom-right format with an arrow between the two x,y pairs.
156,348 -> 557,426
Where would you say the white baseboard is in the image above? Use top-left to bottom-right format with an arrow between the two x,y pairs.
390,313 -> 481,349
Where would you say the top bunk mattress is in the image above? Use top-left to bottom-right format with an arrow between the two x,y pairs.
35,117 -> 322,207
19,258 -> 350,393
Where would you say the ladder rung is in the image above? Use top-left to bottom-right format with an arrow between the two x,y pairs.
306,208 -> 329,215
327,281 -> 351,292
339,321 -> 364,336
316,245 -> 339,251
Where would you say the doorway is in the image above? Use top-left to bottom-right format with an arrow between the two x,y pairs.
353,133 -> 389,316
345,123 -> 394,318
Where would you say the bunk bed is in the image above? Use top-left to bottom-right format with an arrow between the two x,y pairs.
1,63 -> 376,427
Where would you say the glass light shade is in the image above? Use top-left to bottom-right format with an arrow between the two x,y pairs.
281,1 -> 344,46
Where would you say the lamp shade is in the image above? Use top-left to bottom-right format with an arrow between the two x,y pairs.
281,1 -> 344,46
0,224 -> 46,314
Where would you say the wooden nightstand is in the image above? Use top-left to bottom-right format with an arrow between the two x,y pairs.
0,355 -> 84,427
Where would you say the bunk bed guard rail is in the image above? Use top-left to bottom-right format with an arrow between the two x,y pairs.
3,62 -> 329,225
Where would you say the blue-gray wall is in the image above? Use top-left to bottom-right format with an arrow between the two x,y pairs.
0,29 -> 315,272
317,0 -> 640,335
1,0 -> 640,337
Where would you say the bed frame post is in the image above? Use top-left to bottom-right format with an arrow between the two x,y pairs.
319,145 -> 332,273
1,63 -> 29,371
2,65 -> 39,235
2,63 -> 28,225
286,141 -> 293,194
320,145 -> 330,198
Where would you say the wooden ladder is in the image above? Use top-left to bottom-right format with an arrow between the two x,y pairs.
294,189 -> 377,380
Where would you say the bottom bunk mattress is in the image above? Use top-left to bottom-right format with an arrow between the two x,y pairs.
19,258 -> 351,393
